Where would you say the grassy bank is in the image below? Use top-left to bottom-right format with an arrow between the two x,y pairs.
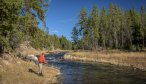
0,42 -> 61,84
64,50 -> 146,70
0,54 -> 60,84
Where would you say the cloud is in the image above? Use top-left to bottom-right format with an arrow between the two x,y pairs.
50,29 -> 59,33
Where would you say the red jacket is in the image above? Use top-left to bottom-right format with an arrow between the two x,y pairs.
39,54 -> 45,63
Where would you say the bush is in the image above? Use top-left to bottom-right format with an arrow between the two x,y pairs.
9,31 -> 25,49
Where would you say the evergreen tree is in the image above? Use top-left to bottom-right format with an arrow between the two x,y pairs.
73,4 -> 146,51
89,5 -> 100,50
123,10 -> 133,49
131,9 -> 144,50
60,36 -> 72,50
79,7 -> 88,50
118,8 -> 125,49
108,4 -> 121,48
0,0 -> 23,51
23,0 -> 49,22
71,27 -> 79,50
99,8 -> 108,49
53,34 -> 60,49
140,6 -> 146,47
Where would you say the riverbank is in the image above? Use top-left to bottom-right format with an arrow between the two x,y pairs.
0,42 -> 61,84
64,50 -> 146,70
0,54 -> 60,84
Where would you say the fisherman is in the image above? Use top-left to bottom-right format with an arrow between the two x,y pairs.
38,53 -> 47,76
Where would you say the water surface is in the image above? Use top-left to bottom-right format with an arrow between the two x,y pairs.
46,53 -> 146,84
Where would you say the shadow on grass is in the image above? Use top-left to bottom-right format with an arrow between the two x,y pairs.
28,68 -> 38,75
28,68 -> 44,77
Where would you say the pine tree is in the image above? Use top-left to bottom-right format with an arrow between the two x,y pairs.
23,0 -> 49,22
118,8 -> 125,49
60,36 -> 72,50
53,34 -> 60,49
71,27 -> 79,50
73,3 -> 145,51
79,7 -> 88,50
123,10 -> 133,49
108,4 -> 121,49
0,0 -> 23,32
107,4 -> 114,48
131,9 -> 144,50
89,5 -> 100,50
0,0 -> 23,52
140,6 -> 146,47
99,8 -> 108,49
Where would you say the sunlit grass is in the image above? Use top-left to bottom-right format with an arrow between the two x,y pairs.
65,50 -> 146,70
0,58 -> 60,84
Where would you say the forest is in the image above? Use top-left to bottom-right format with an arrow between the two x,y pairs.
1,0 -> 146,53
72,4 -> 146,51
0,0 -> 72,53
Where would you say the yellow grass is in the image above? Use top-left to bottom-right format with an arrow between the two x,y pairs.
0,58 -> 60,84
65,50 -> 146,70
0,42 -> 62,84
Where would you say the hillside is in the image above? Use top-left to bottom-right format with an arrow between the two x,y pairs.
0,42 -> 60,84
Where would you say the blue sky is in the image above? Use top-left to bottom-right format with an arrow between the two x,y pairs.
40,0 -> 146,40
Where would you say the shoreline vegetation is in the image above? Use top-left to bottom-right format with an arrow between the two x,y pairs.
64,50 -> 146,71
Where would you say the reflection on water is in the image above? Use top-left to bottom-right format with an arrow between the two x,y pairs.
46,53 -> 146,84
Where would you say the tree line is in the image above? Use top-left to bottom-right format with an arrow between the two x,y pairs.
72,4 -> 146,51
0,0 -> 72,53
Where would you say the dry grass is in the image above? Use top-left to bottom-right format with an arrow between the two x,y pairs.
65,50 -> 146,70
0,58 -> 60,84
0,42 -> 62,84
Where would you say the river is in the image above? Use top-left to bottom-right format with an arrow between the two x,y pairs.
46,52 -> 146,84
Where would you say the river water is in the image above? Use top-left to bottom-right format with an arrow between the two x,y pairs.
46,53 -> 146,84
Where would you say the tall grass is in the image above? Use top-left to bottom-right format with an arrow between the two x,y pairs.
0,58 -> 60,84
65,50 -> 146,70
